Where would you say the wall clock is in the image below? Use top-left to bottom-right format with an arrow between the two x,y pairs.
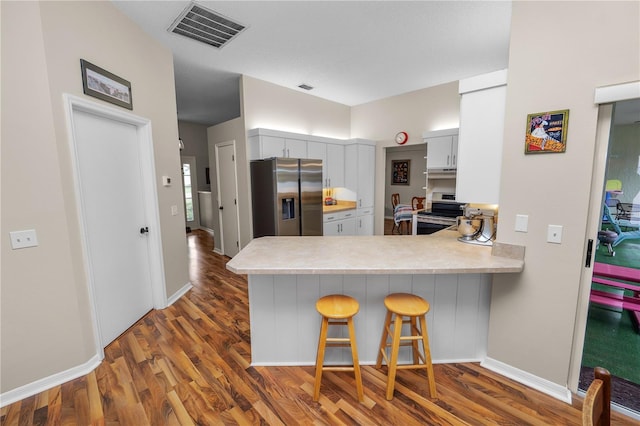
395,131 -> 408,145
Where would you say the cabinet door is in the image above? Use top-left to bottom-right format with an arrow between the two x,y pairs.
357,145 -> 375,208
285,138 -> 307,158
261,135 -> 286,158
323,221 -> 341,236
307,142 -> 328,186
426,136 -> 454,169
326,143 -> 345,187
356,214 -> 374,235
340,217 -> 357,235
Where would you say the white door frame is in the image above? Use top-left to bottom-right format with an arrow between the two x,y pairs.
568,81 -> 640,393
63,94 -> 167,357
214,140 -> 242,256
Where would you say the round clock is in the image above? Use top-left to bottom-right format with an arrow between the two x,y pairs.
395,131 -> 408,145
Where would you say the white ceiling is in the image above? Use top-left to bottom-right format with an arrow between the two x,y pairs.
113,1 -> 639,127
113,1 -> 512,126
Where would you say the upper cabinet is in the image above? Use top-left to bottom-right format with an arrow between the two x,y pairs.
345,140 -> 375,209
308,141 -> 345,188
423,128 -> 459,179
249,132 -> 307,159
455,69 -> 508,205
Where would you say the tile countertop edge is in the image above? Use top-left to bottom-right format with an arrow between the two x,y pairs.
226,233 -> 525,275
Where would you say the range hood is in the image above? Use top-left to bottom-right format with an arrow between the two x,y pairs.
426,168 -> 457,179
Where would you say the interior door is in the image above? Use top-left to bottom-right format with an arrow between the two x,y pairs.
215,141 -> 240,257
73,109 -> 154,347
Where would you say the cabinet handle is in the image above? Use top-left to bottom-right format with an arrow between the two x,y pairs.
447,154 -> 450,166
453,154 -> 456,166
287,148 -> 290,157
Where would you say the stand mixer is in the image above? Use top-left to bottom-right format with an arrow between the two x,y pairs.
456,207 -> 496,246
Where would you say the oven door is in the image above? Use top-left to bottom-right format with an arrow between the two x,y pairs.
416,221 -> 449,235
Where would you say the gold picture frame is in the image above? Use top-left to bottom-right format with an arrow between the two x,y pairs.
525,109 -> 569,154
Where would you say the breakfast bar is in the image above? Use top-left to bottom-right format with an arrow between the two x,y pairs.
226,230 -> 524,366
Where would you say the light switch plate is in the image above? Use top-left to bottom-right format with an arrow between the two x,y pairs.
547,225 -> 563,244
10,229 -> 39,249
171,205 -> 178,216
515,214 -> 528,232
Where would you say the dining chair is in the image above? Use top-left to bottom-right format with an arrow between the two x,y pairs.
412,196 -> 426,210
582,367 -> 611,426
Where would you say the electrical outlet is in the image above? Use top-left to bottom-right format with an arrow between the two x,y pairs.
515,214 -> 528,232
10,229 -> 39,249
171,205 -> 178,216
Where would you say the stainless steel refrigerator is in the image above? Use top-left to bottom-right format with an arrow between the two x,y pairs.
250,158 -> 323,237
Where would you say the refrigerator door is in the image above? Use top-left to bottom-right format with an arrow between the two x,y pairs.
300,158 -> 323,235
274,158 -> 301,236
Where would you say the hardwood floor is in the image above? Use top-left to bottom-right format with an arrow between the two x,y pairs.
2,229 -> 637,425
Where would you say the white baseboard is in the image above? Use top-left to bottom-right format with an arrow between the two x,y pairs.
167,282 -> 192,306
0,354 -> 102,408
213,248 -> 224,255
481,357 -> 572,404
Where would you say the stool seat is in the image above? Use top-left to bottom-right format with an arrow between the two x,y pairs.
316,294 -> 360,318
384,293 -> 429,316
376,293 -> 436,400
314,294 -> 363,402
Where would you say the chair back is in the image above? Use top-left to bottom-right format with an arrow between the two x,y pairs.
582,367 -> 611,426
412,196 -> 426,210
391,193 -> 400,210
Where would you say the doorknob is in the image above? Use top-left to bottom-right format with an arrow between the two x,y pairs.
219,206 -> 224,210
140,227 -> 149,234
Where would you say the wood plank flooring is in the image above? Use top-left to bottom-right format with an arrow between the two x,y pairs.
2,229 -> 638,425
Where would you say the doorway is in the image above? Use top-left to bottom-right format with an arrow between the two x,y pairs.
569,90 -> 640,419
65,95 -> 165,351
215,141 -> 241,257
181,156 -> 200,231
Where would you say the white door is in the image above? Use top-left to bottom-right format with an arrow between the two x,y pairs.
215,142 -> 240,257
73,109 -> 154,347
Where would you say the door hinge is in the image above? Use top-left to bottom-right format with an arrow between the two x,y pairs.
232,154 -> 235,161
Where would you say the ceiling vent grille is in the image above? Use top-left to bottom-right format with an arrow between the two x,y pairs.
168,3 -> 246,49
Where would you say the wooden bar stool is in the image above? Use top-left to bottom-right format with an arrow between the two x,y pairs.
376,293 -> 437,400
314,294 -> 364,402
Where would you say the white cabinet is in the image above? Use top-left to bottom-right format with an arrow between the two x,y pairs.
426,134 -> 458,170
345,141 -> 375,209
456,69 -> 507,204
308,141 -> 345,188
248,130 -> 307,160
323,210 -> 356,236
356,208 -> 374,236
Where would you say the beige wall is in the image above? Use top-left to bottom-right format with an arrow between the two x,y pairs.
206,117 -> 246,252
179,121 -> 211,192
351,81 -> 461,234
488,0 -> 639,388
1,1 -> 188,394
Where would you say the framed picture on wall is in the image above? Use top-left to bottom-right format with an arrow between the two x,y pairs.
80,59 -> 133,110
525,109 -> 569,154
391,160 -> 410,185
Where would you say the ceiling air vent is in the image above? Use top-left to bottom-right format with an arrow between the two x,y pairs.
168,3 -> 246,49
298,84 -> 314,91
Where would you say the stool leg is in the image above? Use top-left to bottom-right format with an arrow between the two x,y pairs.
313,317 -> 329,401
386,313 -> 403,400
347,317 -> 364,401
419,315 -> 437,398
376,310 -> 393,368
409,316 -> 420,364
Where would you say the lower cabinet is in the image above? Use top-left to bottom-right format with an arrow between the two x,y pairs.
356,208 -> 374,236
323,210 -> 356,236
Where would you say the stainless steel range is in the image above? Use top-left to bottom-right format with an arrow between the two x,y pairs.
413,192 -> 465,235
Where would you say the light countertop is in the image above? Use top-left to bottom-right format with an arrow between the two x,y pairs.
322,201 -> 357,214
226,230 -> 524,275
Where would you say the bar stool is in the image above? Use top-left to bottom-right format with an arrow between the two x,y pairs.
376,293 -> 437,400
313,294 -> 364,402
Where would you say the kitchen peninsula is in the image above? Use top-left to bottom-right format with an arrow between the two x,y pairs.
226,231 -> 524,366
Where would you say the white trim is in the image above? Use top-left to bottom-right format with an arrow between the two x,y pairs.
63,94 -> 167,357
594,80 -> 640,104
0,354 -> 101,408
167,282 -> 193,306
459,69 -> 508,94
481,357 -> 572,404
